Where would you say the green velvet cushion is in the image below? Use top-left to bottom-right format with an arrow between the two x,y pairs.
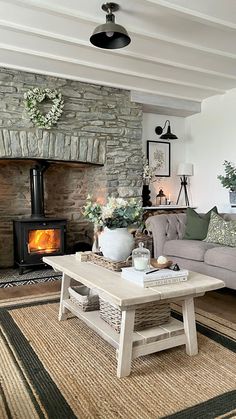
183,206 -> 218,240
204,212 -> 236,246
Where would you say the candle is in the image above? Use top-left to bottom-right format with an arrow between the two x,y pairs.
167,193 -> 171,205
134,257 -> 148,271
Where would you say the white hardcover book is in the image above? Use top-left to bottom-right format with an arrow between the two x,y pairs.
123,275 -> 188,288
142,276 -> 188,288
121,267 -> 189,283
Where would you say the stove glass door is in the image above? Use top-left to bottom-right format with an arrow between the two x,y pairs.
28,228 -> 61,254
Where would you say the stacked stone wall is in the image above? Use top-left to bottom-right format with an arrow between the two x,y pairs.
0,68 -> 143,267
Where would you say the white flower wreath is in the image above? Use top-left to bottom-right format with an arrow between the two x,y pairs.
24,87 -> 64,129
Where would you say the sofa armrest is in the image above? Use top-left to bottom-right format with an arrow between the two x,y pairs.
145,213 -> 187,258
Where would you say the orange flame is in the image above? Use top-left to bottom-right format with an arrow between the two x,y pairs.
28,229 -> 61,254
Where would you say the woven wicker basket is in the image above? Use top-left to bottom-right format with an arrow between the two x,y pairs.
68,286 -> 99,312
88,252 -> 132,271
99,299 -> 171,332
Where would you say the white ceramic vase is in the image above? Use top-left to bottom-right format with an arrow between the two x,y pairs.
99,227 -> 134,262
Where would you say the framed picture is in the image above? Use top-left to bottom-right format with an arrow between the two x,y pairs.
147,141 -> 170,177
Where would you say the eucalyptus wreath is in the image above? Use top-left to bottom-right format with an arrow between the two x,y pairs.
24,87 -> 64,129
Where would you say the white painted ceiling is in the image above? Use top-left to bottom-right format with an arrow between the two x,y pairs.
1,0 -> 236,107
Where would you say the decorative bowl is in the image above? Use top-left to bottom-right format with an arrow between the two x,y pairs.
150,258 -> 172,269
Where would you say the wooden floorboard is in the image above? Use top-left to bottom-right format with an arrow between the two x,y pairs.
194,289 -> 236,323
0,280 -> 62,300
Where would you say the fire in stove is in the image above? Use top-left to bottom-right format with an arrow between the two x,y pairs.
28,229 -> 61,254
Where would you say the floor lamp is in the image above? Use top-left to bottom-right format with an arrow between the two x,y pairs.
176,163 -> 193,206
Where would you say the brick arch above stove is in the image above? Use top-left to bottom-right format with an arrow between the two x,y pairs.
0,129 -> 105,165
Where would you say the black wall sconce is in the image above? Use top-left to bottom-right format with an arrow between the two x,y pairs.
90,2 -> 131,49
155,120 -> 178,140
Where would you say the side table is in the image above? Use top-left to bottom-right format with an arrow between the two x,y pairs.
143,205 -> 197,221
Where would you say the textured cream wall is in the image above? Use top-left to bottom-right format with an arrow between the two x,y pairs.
185,89 -> 236,213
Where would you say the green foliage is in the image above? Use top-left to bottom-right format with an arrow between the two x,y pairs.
83,196 -> 143,229
217,160 -> 236,191
82,196 -> 103,226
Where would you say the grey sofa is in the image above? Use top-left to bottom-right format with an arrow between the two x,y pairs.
146,213 -> 236,290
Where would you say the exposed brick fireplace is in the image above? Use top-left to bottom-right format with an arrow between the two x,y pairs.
0,67 -> 143,269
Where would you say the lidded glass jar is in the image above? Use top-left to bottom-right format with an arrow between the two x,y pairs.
132,242 -> 150,271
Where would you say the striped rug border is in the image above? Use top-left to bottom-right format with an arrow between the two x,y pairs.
0,329 -> 46,419
0,275 -> 62,288
163,390 -> 236,419
0,309 -> 77,419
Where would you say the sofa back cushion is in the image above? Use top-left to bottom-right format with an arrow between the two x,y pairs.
164,239 -> 218,261
183,206 -> 218,241
204,212 -> 236,247
146,213 -> 187,258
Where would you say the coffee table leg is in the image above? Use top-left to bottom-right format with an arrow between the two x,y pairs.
182,297 -> 198,356
59,273 -> 71,321
117,309 -> 135,378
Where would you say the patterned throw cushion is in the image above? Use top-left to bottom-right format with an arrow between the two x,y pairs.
183,206 -> 218,241
204,212 -> 236,246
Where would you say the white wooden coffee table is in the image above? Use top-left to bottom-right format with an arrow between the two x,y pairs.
43,255 -> 224,378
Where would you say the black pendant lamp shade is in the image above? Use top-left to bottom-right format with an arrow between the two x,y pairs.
155,120 -> 178,140
90,3 -> 131,49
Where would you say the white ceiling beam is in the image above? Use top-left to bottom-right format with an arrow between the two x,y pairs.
1,3 -> 236,80
5,0 -> 236,58
0,26 -> 229,93
141,0 -> 236,30
131,91 -> 201,117
147,0 -> 236,26
0,0 -> 235,101
0,47 -> 214,101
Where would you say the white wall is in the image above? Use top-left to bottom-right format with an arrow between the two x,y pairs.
142,113 -> 187,205
185,88 -> 236,213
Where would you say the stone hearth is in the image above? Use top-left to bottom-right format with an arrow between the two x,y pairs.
0,68 -> 143,268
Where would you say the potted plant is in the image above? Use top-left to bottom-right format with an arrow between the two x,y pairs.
217,160 -> 236,205
83,196 -> 143,261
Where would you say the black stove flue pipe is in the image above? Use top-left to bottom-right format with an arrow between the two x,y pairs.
30,162 -> 49,218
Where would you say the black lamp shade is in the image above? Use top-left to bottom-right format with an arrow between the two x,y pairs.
160,125 -> 178,140
90,22 -> 131,49
90,3 -> 131,49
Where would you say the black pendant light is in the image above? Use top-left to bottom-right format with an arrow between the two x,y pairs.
90,2 -> 131,49
155,120 -> 178,140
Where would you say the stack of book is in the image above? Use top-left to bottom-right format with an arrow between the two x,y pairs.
121,267 -> 189,288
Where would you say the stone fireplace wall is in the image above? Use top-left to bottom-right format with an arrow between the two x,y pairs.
0,68 -> 143,267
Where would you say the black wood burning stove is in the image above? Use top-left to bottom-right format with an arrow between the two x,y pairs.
13,163 -> 67,274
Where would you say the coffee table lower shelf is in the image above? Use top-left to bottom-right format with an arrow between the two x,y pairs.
63,299 -> 186,361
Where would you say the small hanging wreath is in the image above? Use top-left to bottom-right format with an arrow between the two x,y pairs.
24,87 -> 64,129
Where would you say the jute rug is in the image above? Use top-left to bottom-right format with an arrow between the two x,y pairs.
0,300 -> 235,419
